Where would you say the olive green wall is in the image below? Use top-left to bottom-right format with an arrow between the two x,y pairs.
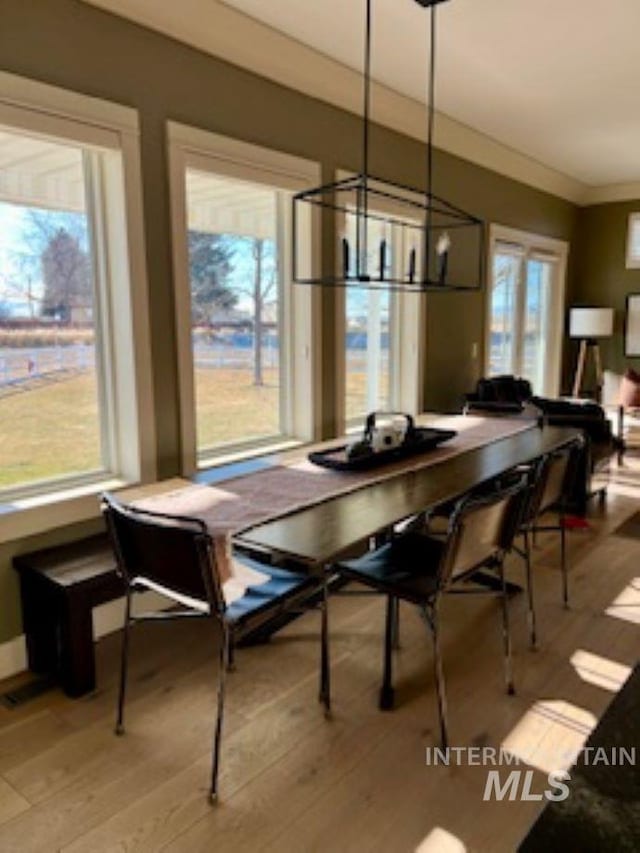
0,0 -> 578,645
569,201 -> 640,386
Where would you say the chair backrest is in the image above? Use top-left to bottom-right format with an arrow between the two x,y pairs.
525,443 -> 579,519
477,376 -> 532,404
439,478 -> 526,587
101,493 -> 224,614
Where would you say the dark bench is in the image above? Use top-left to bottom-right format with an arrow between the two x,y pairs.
13,534 -> 123,697
12,529 -> 328,699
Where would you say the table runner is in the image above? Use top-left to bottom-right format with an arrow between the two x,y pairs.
134,415 -> 534,588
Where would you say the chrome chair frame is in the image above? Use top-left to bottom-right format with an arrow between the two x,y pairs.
101,492 -> 328,803
514,439 -> 583,647
337,477 -> 527,748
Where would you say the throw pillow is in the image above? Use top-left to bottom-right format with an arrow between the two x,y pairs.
619,368 -> 640,408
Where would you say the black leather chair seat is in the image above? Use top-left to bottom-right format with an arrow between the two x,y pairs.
339,533 -> 444,604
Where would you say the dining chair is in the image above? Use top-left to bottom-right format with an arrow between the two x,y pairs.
101,492 -> 327,802
335,477 -> 527,748
515,440 -> 582,647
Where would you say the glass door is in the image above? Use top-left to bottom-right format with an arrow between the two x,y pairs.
522,256 -> 554,393
487,230 -> 566,396
489,249 -> 521,377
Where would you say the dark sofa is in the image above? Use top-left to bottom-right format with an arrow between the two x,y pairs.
530,396 -> 619,515
464,375 -> 533,415
463,376 -> 619,515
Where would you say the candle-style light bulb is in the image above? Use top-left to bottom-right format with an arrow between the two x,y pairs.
436,231 -> 451,285
408,248 -> 416,283
342,237 -> 350,278
379,239 -> 387,280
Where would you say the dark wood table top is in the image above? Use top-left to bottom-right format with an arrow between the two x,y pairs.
235,425 -> 580,567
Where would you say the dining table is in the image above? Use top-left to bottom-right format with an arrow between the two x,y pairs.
234,420 -> 581,572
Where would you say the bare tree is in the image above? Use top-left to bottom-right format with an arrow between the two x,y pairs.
244,237 -> 277,387
188,231 -> 237,325
40,228 -> 92,324
0,253 -> 40,319
0,209 -> 90,322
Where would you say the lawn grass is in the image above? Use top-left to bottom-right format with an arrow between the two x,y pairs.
0,373 -> 102,488
194,367 -> 280,449
0,366 -> 379,489
0,369 -> 285,489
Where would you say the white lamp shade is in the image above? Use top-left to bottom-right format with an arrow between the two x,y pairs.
569,307 -> 614,338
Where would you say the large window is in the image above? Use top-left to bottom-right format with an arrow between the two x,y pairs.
169,124 -> 320,471
186,170 -> 284,449
343,214 -> 395,420
0,72 -> 153,503
487,226 -> 568,396
339,202 -> 425,427
345,287 -> 394,420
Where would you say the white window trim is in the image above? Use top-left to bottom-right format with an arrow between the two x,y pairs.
334,170 -> 426,433
167,122 -> 322,475
626,213 -> 640,269
485,224 -> 569,397
0,72 -> 155,539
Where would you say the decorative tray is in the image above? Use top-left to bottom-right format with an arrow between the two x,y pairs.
308,413 -> 456,472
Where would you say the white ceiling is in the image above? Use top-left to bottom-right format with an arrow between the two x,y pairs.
80,0 -> 640,198
222,0 -> 640,187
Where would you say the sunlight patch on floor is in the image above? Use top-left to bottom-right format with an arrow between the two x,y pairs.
607,480 -> 640,498
570,649 -> 632,692
605,578 -> 640,625
501,699 -> 597,774
415,827 -> 467,852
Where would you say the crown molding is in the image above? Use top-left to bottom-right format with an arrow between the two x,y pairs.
82,0 -> 592,204
581,182 -> 640,206
81,0 -> 640,207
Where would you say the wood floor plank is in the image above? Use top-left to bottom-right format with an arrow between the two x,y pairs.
0,778 -> 30,828
60,599 -> 401,853
0,463 -> 637,852
0,710 -> 76,774
0,590 -> 380,850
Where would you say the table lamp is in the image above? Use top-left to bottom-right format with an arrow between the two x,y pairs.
569,307 -> 614,399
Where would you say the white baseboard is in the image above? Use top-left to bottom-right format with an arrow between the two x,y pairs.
0,591 -> 172,682
0,634 -> 27,682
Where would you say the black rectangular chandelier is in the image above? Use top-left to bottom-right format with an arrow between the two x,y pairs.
292,0 -> 484,292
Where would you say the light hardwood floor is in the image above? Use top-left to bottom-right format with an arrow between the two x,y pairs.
0,463 -> 638,852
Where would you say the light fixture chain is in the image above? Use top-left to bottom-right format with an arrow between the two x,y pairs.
425,2 -> 437,282
358,0 -> 373,280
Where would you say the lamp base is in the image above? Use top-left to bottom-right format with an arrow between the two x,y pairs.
572,338 -> 604,401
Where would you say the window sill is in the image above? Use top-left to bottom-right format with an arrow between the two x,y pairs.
0,439 -> 305,545
196,437 -> 303,472
0,476 -> 129,543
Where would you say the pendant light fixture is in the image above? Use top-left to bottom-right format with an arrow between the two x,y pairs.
292,0 -> 484,292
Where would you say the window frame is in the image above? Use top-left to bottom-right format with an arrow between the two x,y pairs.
167,122 -> 322,474
0,71 -> 154,533
626,213 -> 640,269
485,224 -> 569,397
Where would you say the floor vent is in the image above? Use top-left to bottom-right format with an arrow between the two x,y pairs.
1,676 -> 56,708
